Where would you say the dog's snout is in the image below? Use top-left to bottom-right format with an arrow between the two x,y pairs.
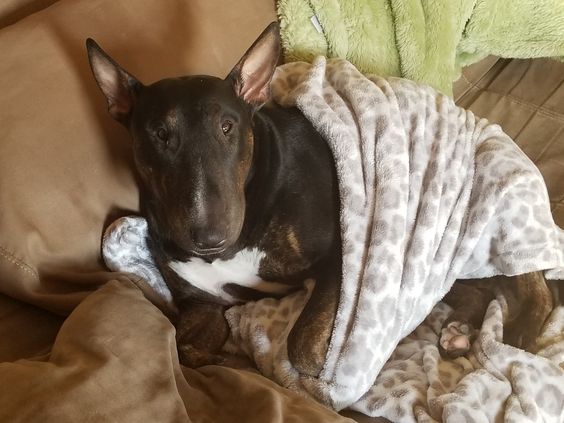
190,227 -> 227,252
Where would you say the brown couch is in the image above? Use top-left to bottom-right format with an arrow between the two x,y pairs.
0,0 -> 562,422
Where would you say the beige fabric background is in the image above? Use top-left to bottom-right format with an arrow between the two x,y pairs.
0,0 -> 58,27
0,0 -> 277,313
0,1 -> 562,422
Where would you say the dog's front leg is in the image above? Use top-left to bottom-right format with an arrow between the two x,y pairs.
151,249 -> 230,367
175,300 -> 230,367
287,262 -> 341,377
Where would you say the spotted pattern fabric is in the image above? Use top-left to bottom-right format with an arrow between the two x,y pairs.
102,57 -> 564,420
258,57 -> 562,409
225,284 -> 564,422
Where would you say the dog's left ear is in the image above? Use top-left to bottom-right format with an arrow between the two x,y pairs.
86,38 -> 142,125
227,22 -> 281,108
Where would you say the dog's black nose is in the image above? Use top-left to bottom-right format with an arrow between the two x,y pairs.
190,228 -> 227,251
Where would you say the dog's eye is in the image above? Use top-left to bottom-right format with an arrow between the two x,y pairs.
221,120 -> 233,135
156,127 -> 168,142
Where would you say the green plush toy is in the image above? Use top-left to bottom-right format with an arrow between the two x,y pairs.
277,0 -> 564,95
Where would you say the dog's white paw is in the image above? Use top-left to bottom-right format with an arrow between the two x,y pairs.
439,321 -> 475,358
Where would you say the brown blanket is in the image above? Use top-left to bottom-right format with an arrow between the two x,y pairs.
0,278 -> 353,422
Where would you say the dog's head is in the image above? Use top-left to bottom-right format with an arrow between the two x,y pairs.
87,23 -> 280,258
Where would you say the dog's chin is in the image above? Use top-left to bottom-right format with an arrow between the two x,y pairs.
164,238 -> 235,262
190,233 -> 240,260
161,222 -> 242,262
188,246 -> 227,259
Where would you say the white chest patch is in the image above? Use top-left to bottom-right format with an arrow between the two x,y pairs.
168,248 -> 293,304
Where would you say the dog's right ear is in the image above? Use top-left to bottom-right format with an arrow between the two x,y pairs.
227,22 -> 281,109
86,39 -> 142,125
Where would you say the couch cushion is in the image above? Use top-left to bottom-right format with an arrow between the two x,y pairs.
0,0 -> 276,313
0,0 -> 59,29
0,293 -> 63,362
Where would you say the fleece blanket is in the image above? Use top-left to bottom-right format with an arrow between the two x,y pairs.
103,58 -> 564,418
277,0 -> 564,94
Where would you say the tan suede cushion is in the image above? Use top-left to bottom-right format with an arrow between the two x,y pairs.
0,0 -> 59,28
0,0 -> 277,313
0,278 -> 354,423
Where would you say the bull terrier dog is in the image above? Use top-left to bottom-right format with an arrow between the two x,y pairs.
87,23 -> 553,373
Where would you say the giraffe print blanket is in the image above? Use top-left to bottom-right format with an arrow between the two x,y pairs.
102,57 -> 564,421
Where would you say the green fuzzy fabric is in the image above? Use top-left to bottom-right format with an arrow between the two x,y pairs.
277,0 -> 564,95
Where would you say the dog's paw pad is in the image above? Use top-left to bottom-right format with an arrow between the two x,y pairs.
439,321 -> 475,358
